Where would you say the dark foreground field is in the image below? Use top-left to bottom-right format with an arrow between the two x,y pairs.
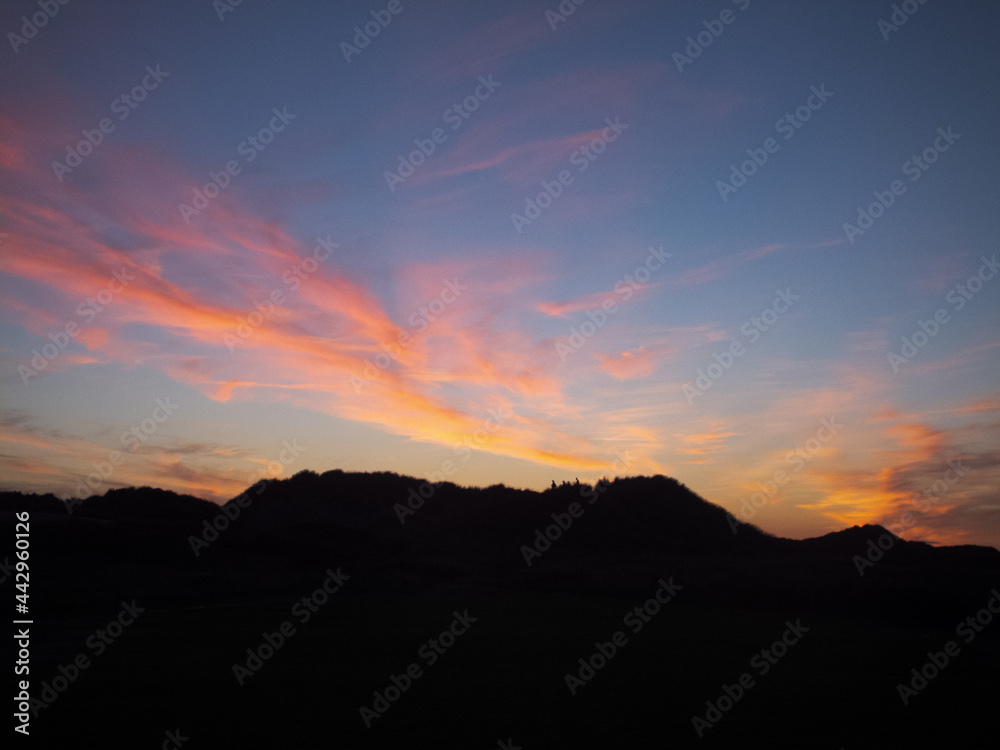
7,472 -> 999,748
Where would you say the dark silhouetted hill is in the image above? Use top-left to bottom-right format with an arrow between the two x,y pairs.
13,470 -> 998,617
10,469 -> 999,749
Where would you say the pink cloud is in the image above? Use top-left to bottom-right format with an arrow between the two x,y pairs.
537,284 -> 654,318
0,105 -> 632,475
596,347 -> 657,380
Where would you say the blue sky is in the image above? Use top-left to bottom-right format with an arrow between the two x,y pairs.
1,0 -> 998,547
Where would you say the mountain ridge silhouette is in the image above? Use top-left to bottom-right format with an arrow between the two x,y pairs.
7,469 -> 998,748
5,469 -> 996,556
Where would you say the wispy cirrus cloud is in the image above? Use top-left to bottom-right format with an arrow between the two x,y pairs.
536,284 -> 654,318
660,244 -> 786,291
0,104 -> 653,495
795,406 -> 1000,547
418,128 -> 610,186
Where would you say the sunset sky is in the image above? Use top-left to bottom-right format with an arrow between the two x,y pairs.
1,0 -> 998,548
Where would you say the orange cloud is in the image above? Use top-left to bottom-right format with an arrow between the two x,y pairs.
0,108 -> 629,479
597,347 -> 656,380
